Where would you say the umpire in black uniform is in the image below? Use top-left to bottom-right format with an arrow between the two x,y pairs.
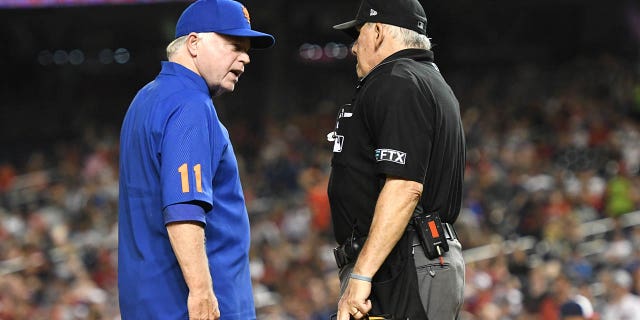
328,0 -> 466,319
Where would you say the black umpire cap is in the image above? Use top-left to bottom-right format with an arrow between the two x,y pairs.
333,0 -> 427,38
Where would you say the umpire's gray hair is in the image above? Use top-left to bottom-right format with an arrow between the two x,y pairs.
385,24 -> 432,50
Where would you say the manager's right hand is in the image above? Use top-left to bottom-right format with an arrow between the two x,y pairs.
188,289 -> 220,320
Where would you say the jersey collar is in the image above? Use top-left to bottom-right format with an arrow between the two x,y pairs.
380,48 -> 434,64
357,49 -> 434,88
159,61 -> 210,95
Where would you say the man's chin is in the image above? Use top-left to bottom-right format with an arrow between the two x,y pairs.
223,82 -> 236,92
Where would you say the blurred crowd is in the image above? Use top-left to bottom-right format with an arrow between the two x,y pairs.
2,55 -> 640,320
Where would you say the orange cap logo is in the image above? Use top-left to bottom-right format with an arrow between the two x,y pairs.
242,5 -> 251,24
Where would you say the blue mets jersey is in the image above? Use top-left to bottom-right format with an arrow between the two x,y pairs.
118,61 -> 255,319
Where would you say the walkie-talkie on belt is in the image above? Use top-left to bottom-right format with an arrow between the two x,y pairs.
412,212 -> 449,260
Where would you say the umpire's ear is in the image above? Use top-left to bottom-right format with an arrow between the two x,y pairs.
374,23 -> 385,51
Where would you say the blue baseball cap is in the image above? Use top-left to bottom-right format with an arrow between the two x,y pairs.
175,0 -> 275,49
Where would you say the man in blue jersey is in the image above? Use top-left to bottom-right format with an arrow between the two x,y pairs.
118,1 -> 274,319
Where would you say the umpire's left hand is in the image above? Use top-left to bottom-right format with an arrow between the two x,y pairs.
337,278 -> 372,320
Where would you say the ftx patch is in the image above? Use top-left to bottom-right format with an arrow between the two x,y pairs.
375,148 -> 406,164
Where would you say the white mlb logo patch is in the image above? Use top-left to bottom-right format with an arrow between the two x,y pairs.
375,148 -> 406,164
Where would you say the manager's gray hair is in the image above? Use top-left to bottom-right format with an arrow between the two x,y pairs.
166,35 -> 188,60
385,24 -> 432,50
166,33 -> 210,60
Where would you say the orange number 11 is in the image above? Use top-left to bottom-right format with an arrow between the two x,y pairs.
178,163 -> 203,193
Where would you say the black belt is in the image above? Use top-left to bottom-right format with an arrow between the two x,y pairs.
333,223 -> 458,268
443,222 -> 458,240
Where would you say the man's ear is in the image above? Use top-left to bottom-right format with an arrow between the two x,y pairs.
373,23 -> 385,50
186,32 -> 200,57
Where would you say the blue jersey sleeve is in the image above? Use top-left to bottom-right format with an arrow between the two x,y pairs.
163,203 -> 206,225
160,99 -> 217,218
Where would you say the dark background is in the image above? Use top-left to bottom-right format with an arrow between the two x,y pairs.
1,0 -> 638,161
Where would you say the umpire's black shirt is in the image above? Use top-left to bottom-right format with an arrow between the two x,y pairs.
328,49 -> 465,245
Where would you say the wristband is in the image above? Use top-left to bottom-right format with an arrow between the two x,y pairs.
349,273 -> 372,282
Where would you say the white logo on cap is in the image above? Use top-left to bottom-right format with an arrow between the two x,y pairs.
370,9 -> 378,16
417,21 -> 424,30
